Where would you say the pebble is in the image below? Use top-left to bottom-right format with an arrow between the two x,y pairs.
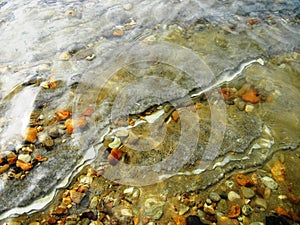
261,176 -> 278,190
241,187 -> 255,199
48,127 -> 59,138
38,133 -> 54,147
217,199 -> 228,212
108,137 -> 121,149
123,3 -> 133,10
29,222 -> 40,225
245,104 -> 254,113
203,203 -> 215,215
113,29 -> 124,37
25,127 -> 38,143
228,191 -> 241,201
209,192 -> 221,202
186,215 -> 204,225
250,222 -> 264,225
255,197 -> 267,209
242,204 -> 253,216
59,52 -> 72,61
144,198 -> 165,220
0,164 -> 10,174
18,154 -> 31,163
85,54 -> 96,61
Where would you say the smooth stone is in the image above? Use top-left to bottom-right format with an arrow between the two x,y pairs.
209,192 -> 221,202
18,154 -> 31,163
228,191 -> 241,201
250,222 -> 264,225
186,215 -> 205,225
217,199 -> 228,212
245,104 -> 254,113
242,187 -> 255,199
144,198 -> 165,220
261,176 -> 278,190
123,187 -> 134,194
242,204 -> 253,216
255,197 -> 267,209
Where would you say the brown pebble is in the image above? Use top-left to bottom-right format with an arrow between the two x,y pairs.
271,161 -> 286,182
7,152 -> 17,165
113,29 -> 124,37
70,190 -> 85,204
16,160 -> 33,171
227,204 -> 241,218
65,117 -> 87,134
25,127 -> 38,143
172,214 -> 186,225
55,205 -> 69,215
82,108 -> 94,116
171,111 -> 179,122
235,173 -> 254,187
55,110 -> 72,121
62,196 -> 72,206
0,164 -> 10,174
242,88 -> 260,104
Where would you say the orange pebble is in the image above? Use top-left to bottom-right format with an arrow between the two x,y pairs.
65,117 -> 87,134
172,215 -> 186,225
55,110 -> 72,121
24,127 -> 38,143
242,88 -> 260,104
271,161 -> 286,182
16,160 -> 33,171
235,173 -> 254,187
275,207 -> 291,218
227,204 -> 241,218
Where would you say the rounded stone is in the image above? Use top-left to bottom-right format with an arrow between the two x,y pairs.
242,187 -> 255,199
255,197 -> 267,209
228,191 -> 241,201
242,204 -> 253,216
209,192 -> 221,202
18,154 -> 31,163
261,176 -> 278,190
186,215 -> 204,225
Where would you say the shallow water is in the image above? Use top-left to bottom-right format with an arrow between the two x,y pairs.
0,0 -> 299,224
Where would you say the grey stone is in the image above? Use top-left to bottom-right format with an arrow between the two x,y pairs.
255,197 -> 267,209
228,191 -> 241,201
242,204 -> 253,216
209,192 -> 221,202
261,176 -> 278,190
242,187 -> 255,199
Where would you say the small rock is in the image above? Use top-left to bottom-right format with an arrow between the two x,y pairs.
228,191 -> 240,201
172,214 -> 186,225
24,127 -> 37,143
227,204 -> 241,218
186,215 -> 204,225
217,199 -> 228,212
123,3 -> 133,10
245,104 -> 254,113
29,222 -> 41,225
48,127 -> 59,138
59,52 -> 72,61
55,110 -> 72,121
65,117 -> 88,134
85,54 -> 96,61
270,161 -> 286,182
18,154 -> 31,163
70,190 -> 85,204
242,89 -> 260,104
242,205 -> 253,216
261,176 -> 278,190
108,137 -> 121,149
38,132 -> 54,147
241,187 -> 255,199
0,164 -> 10,175
209,192 -> 221,202
123,187 -> 134,195
113,29 -> 124,37
203,203 -> 215,215
255,197 -> 267,209
16,160 -> 33,171
7,152 -> 17,165
171,111 -> 179,122
144,198 -> 165,220
250,222 -> 264,225
235,173 -> 254,187
264,187 -> 271,199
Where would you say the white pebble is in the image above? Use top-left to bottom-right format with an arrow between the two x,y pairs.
228,191 -> 241,201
